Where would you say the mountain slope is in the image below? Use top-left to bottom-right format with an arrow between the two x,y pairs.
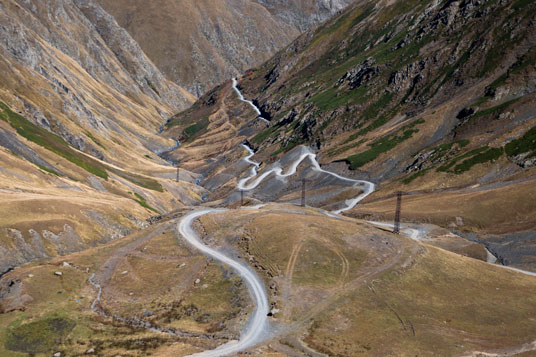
164,0 -> 536,269
0,0 -> 204,274
96,0 -> 352,96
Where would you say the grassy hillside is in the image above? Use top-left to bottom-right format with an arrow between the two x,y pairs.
2,206 -> 535,356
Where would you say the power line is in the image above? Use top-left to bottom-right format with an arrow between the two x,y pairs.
393,191 -> 403,234
301,179 -> 309,207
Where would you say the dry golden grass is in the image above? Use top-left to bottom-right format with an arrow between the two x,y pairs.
197,206 -> 536,355
0,222 -> 247,356
2,203 -> 536,356
305,246 -> 536,356
354,177 -> 536,234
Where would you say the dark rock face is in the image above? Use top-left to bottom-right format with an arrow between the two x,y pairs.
0,279 -> 32,313
388,59 -> 429,95
511,153 -> 536,169
0,128 -> 58,174
456,108 -> 475,120
338,59 -> 380,89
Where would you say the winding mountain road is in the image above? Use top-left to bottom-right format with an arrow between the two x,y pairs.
237,144 -> 376,214
175,78 -> 536,356
232,78 -> 270,123
174,80 -> 378,356
178,209 -> 270,357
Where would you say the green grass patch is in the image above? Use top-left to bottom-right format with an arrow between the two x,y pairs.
252,126 -> 279,144
505,125 -> 536,158
0,102 -> 165,191
310,86 -> 368,112
5,315 -> 75,354
183,116 -> 209,140
472,98 -> 520,120
328,139 -> 366,157
430,139 -> 470,158
114,169 -> 164,192
347,106 -> 401,142
458,139 -> 471,147
453,147 -> 504,173
405,139 -> 471,180
484,47 -> 536,98
478,24 -> 519,77
437,146 -> 491,172
513,0 -> 534,10
362,92 -> 394,121
345,119 -> 424,170
134,193 -> 161,215
0,102 -> 108,179
510,47 -> 536,75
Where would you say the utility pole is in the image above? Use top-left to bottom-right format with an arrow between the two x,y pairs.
176,167 -> 180,183
393,191 -> 403,234
301,179 -> 307,207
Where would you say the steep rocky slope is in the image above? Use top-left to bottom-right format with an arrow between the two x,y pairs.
164,0 -> 536,269
0,0 -> 204,274
96,0 -> 352,96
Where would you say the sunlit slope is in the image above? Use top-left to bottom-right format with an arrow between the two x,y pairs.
0,103 -> 207,274
198,207 -> 536,356
0,0 -> 204,273
96,0 -> 352,96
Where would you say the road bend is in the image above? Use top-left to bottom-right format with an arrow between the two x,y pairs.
178,209 -> 270,357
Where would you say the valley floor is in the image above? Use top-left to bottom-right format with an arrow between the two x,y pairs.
1,144 -> 536,357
